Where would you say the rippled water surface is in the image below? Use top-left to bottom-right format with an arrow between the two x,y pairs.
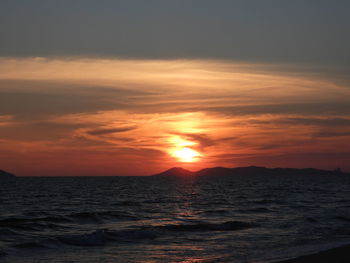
1,174 -> 350,262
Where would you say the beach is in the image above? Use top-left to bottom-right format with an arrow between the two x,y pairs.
277,244 -> 350,263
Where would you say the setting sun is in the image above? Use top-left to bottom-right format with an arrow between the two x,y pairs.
173,147 -> 201,162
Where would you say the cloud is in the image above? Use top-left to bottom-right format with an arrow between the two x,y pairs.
86,126 -> 137,136
1,1 -> 350,68
0,120 -> 85,141
0,57 -> 350,174
0,115 -> 13,126
284,117 -> 350,127
206,102 -> 350,117
0,80 -> 151,119
173,132 -> 216,149
314,131 -> 350,138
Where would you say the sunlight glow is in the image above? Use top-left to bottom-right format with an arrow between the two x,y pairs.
173,147 -> 201,162
1,58 -> 349,174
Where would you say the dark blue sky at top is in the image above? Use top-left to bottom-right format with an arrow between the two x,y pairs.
0,0 -> 349,67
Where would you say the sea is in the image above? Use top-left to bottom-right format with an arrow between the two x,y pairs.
1,174 -> 350,263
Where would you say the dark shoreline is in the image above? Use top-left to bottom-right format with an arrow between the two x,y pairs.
276,244 -> 350,263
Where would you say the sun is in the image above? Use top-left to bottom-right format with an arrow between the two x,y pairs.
173,147 -> 201,162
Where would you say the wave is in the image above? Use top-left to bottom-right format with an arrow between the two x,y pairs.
252,199 -> 275,204
113,201 -> 140,206
201,209 -> 229,215
58,228 -> 157,247
1,219 -> 256,253
3,228 -> 158,250
334,216 -> 350,222
14,241 -> 51,249
56,220 -> 255,247
159,220 -> 256,232
306,217 -> 318,223
58,230 -> 108,246
0,219 -> 61,231
0,228 -> 24,236
0,216 -> 70,226
0,210 -> 139,231
236,207 -> 271,213
69,211 -> 139,222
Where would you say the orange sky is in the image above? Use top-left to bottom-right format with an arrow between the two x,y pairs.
0,57 -> 350,176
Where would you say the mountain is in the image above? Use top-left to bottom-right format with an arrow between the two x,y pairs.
0,169 -> 16,180
152,166 -> 349,177
152,167 -> 195,177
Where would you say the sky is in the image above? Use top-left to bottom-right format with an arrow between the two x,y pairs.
0,0 -> 350,176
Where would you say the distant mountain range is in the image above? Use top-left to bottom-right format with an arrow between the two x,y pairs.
152,166 -> 349,177
1,167 -> 348,178
0,170 -> 16,180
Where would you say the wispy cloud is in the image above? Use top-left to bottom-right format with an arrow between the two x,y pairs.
86,126 -> 137,136
0,57 -> 349,175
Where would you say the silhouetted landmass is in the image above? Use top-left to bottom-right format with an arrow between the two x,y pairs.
152,167 -> 195,177
276,244 -> 350,263
0,170 -> 16,180
152,166 -> 349,177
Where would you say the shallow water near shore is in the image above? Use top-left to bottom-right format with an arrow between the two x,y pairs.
1,174 -> 350,262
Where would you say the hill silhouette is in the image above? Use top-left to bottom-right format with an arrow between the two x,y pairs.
0,170 -> 16,180
152,166 -> 349,177
152,167 -> 195,177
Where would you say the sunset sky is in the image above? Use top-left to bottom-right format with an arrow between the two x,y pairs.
1,1 -> 350,176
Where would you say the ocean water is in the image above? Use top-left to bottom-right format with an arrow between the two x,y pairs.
1,174 -> 350,263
